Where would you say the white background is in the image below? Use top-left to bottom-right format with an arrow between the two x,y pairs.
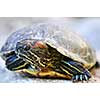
0,0 -> 100,100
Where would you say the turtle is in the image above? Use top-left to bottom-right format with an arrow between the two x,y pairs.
0,23 -> 97,82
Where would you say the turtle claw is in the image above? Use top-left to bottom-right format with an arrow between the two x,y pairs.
72,70 -> 91,82
72,74 -> 89,82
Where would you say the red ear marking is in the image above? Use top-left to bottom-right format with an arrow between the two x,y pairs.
36,41 -> 47,48
31,41 -> 47,49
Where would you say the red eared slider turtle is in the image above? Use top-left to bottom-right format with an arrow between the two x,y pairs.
0,23 -> 96,82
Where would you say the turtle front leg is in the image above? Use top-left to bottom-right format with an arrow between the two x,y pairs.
5,51 -> 30,71
61,60 -> 91,82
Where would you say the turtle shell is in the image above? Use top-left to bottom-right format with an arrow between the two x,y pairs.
0,23 -> 96,69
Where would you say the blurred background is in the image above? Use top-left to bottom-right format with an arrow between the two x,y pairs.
0,17 -> 100,82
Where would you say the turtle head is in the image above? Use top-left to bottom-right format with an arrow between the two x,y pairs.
15,39 -> 48,68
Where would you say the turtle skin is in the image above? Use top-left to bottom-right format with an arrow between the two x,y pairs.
4,39 -> 91,82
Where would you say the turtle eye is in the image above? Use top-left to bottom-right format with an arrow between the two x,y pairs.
23,45 -> 30,51
16,42 -> 30,52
